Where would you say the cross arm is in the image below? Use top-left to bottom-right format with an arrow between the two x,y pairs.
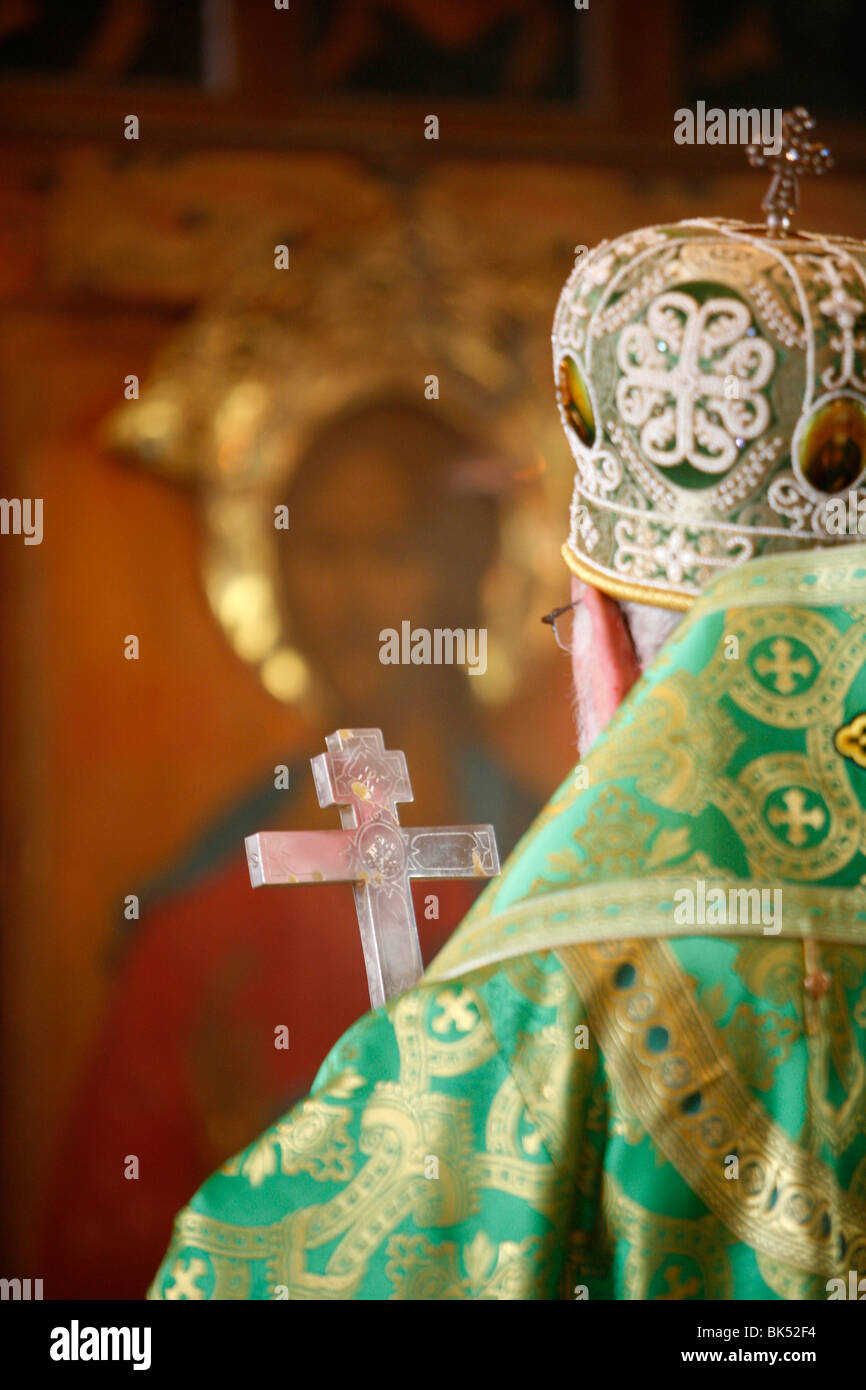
245,830 -> 356,888
405,826 -> 500,879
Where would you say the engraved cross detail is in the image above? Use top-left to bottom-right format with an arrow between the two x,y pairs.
767,787 -> 826,846
245,729 -> 500,1008
165,1258 -> 208,1300
753,638 -> 813,694
431,988 -> 479,1034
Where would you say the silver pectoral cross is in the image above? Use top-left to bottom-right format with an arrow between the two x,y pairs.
245,728 -> 500,1008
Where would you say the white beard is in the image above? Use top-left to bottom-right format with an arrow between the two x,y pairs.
619,600 -> 683,670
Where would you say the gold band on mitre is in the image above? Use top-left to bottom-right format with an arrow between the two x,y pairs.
561,542 -> 693,610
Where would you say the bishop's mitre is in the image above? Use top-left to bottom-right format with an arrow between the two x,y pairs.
553,113 -> 866,610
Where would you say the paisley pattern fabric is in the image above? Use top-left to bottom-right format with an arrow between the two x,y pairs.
149,544 -> 866,1299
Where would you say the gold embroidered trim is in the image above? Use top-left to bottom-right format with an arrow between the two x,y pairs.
561,543 -> 692,610
555,936 -> 866,1277
562,539 -> 866,617
427,876 -> 866,983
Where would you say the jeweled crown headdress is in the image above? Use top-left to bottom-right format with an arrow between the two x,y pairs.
553,108 -> 866,609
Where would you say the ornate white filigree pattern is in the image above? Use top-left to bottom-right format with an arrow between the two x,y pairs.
606,419 -> 678,509
612,516 -> 754,586
796,253 -> 866,393
746,278 -> 807,349
569,493 -> 599,553
767,473 -> 816,535
591,266 -> 670,339
716,436 -> 785,510
615,292 -> 775,473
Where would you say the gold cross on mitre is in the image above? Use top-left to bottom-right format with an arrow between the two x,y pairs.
747,106 -> 833,230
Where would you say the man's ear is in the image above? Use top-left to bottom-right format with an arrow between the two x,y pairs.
570,574 -> 641,739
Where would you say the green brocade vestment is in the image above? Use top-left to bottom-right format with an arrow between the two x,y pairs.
149,547 -> 866,1300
